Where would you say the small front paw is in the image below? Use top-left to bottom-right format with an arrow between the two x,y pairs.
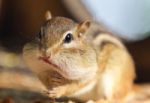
46,86 -> 66,98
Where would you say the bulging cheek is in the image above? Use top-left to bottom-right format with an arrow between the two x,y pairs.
52,53 -> 95,80
51,55 -> 72,78
51,55 -> 66,69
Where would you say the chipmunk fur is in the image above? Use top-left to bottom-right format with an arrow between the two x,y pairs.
23,11 -> 150,103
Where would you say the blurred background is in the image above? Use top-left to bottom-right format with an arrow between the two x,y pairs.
0,0 -> 150,102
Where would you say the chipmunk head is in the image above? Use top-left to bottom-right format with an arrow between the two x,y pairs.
23,11 -> 98,81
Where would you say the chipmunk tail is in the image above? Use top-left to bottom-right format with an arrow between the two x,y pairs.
93,33 -> 125,50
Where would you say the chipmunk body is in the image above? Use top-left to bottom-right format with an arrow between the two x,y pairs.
23,12 -> 149,103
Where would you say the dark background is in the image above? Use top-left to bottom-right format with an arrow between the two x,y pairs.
0,0 -> 150,83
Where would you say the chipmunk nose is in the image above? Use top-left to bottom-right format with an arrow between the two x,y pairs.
46,48 -> 53,57
46,54 -> 50,59
41,52 -> 50,60
40,48 -> 51,59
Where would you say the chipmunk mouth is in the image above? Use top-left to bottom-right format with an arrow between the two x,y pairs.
38,56 -> 71,79
38,56 -> 59,69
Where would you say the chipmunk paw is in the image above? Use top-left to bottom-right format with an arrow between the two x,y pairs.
45,86 -> 66,98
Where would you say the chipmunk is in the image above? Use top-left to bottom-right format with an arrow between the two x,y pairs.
23,11 -> 150,103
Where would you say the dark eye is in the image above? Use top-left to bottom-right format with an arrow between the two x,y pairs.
64,33 -> 73,43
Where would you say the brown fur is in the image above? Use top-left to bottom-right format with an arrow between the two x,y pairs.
41,17 -> 76,47
23,15 -> 149,103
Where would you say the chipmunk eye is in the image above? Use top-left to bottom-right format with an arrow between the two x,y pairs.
64,33 -> 73,43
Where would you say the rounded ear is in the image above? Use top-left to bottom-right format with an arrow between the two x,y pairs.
45,10 -> 52,20
78,20 -> 91,33
77,20 -> 91,38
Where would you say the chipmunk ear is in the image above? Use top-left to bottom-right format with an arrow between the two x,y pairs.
77,20 -> 91,37
45,11 -> 52,20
